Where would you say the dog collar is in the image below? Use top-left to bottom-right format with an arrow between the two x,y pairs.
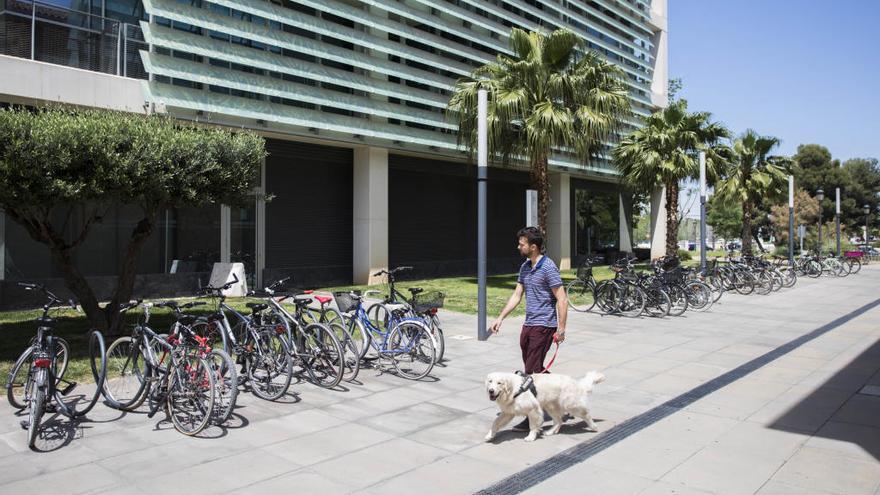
513,371 -> 537,398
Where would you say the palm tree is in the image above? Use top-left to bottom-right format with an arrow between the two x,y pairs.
716,130 -> 792,256
613,101 -> 730,255
447,28 -> 631,233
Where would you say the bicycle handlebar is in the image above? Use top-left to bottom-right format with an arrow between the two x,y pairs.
372,266 -> 413,277
198,273 -> 240,294
18,282 -> 77,310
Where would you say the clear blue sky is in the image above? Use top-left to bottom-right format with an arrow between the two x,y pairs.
669,0 -> 879,162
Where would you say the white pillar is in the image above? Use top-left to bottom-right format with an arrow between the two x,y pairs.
353,146 -> 389,285
546,172 -> 571,270
619,193 -> 633,252
650,186 -> 667,259
649,0 -> 669,108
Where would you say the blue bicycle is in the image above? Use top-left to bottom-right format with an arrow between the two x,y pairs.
334,290 -> 436,380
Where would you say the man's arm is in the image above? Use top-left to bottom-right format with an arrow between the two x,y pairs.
490,283 -> 524,334
552,284 -> 568,343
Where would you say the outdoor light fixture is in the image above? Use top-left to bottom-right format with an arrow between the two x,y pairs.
816,189 -> 824,254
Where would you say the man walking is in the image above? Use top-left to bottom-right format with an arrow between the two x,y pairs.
490,227 -> 568,429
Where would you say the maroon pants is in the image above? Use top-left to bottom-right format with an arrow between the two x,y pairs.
520,325 -> 556,374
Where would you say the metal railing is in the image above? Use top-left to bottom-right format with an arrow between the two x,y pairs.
0,0 -> 148,79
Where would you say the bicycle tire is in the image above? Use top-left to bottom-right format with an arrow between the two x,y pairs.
207,348 -> 237,425
566,279 -> 596,312
684,281 -> 713,312
27,373 -> 46,449
667,285 -> 689,317
192,319 -> 229,354
6,347 -> 34,409
388,321 -> 436,380
594,281 -> 620,314
643,287 -> 670,318
332,322 -> 361,382
618,284 -> 646,318
102,336 -> 150,411
248,329 -> 293,401
848,258 -> 862,274
298,323 -> 344,389
167,353 -> 215,436
428,314 -> 445,363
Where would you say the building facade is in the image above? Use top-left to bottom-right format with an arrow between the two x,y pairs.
0,0 -> 667,302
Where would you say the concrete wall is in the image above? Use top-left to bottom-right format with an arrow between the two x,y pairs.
0,55 -> 145,112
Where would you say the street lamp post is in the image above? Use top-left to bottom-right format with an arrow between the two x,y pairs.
477,89 -> 488,341
816,189 -> 824,254
865,204 -> 871,254
788,176 -> 794,264
835,188 -> 841,257
699,151 -> 707,275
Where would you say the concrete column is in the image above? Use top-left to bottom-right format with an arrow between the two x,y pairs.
649,0 -> 669,109
650,186 -> 667,259
353,146 -> 389,285
546,172 -> 571,270
220,205 -> 231,263
619,193 -> 633,252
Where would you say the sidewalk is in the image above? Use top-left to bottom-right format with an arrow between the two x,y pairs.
1,267 -> 879,495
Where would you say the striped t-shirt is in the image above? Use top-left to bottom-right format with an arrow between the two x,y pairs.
517,255 -> 563,327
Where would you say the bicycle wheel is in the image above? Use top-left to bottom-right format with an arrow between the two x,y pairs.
806,260 -> 822,278
248,330 -> 293,401
206,348 -> 237,425
192,319 -> 229,354
299,323 -> 344,389
779,266 -> 798,288
346,317 -> 370,360
618,284 -> 646,318
754,271 -> 774,295
667,285 -> 689,317
367,303 -> 391,333
166,353 -> 215,436
103,336 -> 150,411
684,281 -> 713,312
734,271 -> 757,295
848,258 -> 862,274
331,322 -> 361,382
594,281 -> 620,314
566,279 -> 596,312
6,347 -> 34,409
56,330 -> 107,418
388,321 -> 436,380
53,338 -> 70,384
27,371 -> 46,449
643,287 -> 671,318
428,313 -> 445,363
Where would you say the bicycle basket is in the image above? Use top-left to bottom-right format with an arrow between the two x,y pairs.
411,291 -> 445,313
333,291 -> 360,313
576,263 -> 593,280
660,267 -> 685,284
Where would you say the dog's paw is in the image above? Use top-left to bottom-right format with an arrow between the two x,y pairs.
484,432 -> 495,442
585,424 -> 598,432
544,427 -> 560,436
524,433 -> 538,442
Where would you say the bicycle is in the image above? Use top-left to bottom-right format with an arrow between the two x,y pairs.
366,267 -> 446,364
298,287 -> 362,382
103,301 -> 216,436
335,290 -> 436,380
5,283 -> 106,449
252,279 -> 345,389
566,256 -> 600,313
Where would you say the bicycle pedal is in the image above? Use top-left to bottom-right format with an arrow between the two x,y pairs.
19,420 -> 28,430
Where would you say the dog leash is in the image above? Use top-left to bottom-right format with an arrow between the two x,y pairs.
540,333 -> 560,374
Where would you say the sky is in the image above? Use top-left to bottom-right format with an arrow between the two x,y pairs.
668,0 -> 879,161
669,0 -> 880,218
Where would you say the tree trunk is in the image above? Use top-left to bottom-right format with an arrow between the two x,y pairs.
741,201 -> 753,256
665,181 -> 680,256
531,154 -> 550,236
103,212 -> 156,334
48,246 -> 107,331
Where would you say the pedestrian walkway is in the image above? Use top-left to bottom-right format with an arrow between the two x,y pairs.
1,268 -> 879,495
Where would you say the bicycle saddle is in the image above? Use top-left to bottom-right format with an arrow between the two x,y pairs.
408,287 -> 424,295
385,303 -> 408,312
246,302 -> 268,313
314,295 -> 333,305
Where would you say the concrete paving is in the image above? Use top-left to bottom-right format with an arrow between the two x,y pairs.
2,266 -> 880,495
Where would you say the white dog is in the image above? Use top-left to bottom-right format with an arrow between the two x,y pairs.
484,371 -> 605,442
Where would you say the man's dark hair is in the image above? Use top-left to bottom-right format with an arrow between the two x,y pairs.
517,226 -> 544,250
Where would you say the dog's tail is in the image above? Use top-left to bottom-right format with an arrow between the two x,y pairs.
580,371 -> 606,392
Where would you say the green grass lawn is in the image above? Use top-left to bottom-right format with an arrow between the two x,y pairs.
0,260 -> 674,386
